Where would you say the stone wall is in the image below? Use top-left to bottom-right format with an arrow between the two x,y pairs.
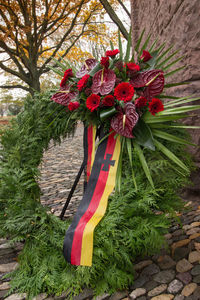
130,0 -> 200,193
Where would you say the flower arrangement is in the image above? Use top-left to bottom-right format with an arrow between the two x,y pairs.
52,48 -> 165,139
51,31 -> 200,190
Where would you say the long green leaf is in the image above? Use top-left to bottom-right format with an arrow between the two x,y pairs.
149,38 -> 158,52
159,95 -> 179,100
159,105 -> 200,115
155,42 -> 166,54
134,29 -> 145,52
164,96 -> 191,106
143,112 -> 188,123
164,82 -> 189,88
126,139 -> 137,190
163,56 -> 184,71
154,139 -> 190,173
156,49 -> 179,69
48,66 -> 63,77
156,45 -> 174,63
116,137 -> 125,192
124,28 -> 132,62
110,40 -> 114,50
165,97 -> 200,108
51,57 -> 67,71
150,123 -> 200,129
134,142 -> 154,188
118,31 -> 123,60
165,66 -> 185,77
152,129 -> 196,146
57,54 -> 72,69
139,33 -> 151,55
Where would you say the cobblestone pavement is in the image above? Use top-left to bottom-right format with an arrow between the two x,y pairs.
0,124 -> 200,300
40,123 -> 84,219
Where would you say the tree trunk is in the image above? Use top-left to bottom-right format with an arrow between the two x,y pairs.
28,71 -> 41,96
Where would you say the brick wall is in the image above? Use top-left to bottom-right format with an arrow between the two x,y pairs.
130,0 -> 200,193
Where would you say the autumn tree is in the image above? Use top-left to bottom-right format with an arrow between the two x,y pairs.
0,0 -> 104,95
0,0 -> 131,96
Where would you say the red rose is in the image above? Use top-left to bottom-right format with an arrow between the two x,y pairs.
68,101 -> 80,111
102,95 -> 115,107
86,94 -> 100,112
100,57 -> 109,69
126,62 -> 140,72
140,50 -> 152,62
114,82 -> 134,102
148,98 -> 164,115
135,96 -> 147,109
105,49 -> 120,58
77,74 -> 90,91
60,69 -> 73,87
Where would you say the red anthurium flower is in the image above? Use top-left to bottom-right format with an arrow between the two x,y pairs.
130,70 -> 164,100
102,95 -> 115,107
60,69 -> 73,88
68,101 -> 80,111
114,82 -> 134,102
92,69 -> 116,95
100,57 -> 109,69
105,49 -> 120,58
86,94 -> 100,112
126,62 -> 140,72
77,74 -> 90,91
51,86 -> 78,106
140,50 -> 152,62
148,98 -> 164,115
76,58 -> 97,78
111,102 -> 139,138
135,96 -> 148,109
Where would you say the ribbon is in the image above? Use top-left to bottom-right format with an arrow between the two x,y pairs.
63,126 -> 121,266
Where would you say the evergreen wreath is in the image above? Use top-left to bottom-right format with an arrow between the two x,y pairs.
0,31 -> 199,298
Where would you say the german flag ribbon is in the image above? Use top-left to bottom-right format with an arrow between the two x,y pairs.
63,126 -> 121,266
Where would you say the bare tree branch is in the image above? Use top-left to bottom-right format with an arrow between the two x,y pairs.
99,0 -> 129,40
116,0 -> 130,18
0,84 -> 30,92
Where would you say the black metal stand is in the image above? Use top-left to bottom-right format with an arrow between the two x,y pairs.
59,161 -> 85,220
59,125 -> 100,220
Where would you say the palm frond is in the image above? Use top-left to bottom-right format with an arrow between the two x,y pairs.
134,29 -> 145,53
154,139 -> 190,173
165,66 -> 185,77
152,129 -> 196,146
134,142 -> 154,188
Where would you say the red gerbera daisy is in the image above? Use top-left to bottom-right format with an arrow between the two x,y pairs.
105,49 -> 120,58
60,69 -> 73,88
77,74 -> 90,91
86,94 -> 100,112
68,101 -> 80,111
114,82 -> 135,102
148,98 -> 164,115
100,57 -> 109,69
135,96 -> 147,109
102,95 -> 115,107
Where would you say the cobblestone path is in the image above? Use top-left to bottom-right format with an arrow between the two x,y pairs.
40,123 -> 84,219
0,124 -> 200,300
